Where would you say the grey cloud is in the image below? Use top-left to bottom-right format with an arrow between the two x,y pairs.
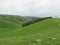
0,0 -> 60,17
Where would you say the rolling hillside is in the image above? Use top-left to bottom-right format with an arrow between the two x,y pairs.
0,15 -> 60,45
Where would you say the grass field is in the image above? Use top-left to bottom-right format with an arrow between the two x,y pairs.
0,15 -> 60,45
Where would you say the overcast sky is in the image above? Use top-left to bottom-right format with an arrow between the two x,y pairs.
0,0 -> 60,17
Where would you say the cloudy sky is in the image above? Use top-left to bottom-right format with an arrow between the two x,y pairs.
0,0 -> 60,17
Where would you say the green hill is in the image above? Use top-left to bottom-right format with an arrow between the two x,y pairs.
0,15 -> 60,45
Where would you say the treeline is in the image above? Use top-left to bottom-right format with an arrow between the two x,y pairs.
22,17 -> 53,27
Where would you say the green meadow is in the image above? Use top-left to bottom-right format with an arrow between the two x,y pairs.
0,15 -> 60,45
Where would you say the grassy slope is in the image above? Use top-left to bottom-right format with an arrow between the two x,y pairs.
0,17 -> 60,45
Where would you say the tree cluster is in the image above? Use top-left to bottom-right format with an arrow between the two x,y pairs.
22,17 -> 53,27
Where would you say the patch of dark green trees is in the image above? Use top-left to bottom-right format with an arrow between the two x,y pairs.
22,17 -> 53,27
